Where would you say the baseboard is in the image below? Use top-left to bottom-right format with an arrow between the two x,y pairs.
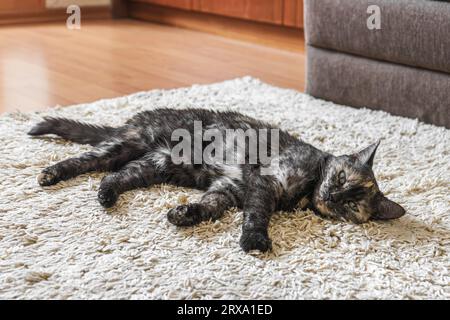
128,2 -> 304,52
0,6 -> 111,25
111,0 -> 129,19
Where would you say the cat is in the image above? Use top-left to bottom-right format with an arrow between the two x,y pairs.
28,108 -> 405,252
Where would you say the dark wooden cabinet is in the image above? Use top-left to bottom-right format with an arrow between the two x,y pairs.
0,0 -> 44,13
129,0 -> 303,27
1,0 -> 111,25
134,0 -> 192,10
192,0 -> 284,25
283,0 -> 303,27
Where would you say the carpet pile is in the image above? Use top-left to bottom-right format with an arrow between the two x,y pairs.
0,77 -> 448,299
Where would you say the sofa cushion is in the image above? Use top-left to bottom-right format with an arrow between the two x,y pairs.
305,0 -> 450,74
306,46 -> 450,128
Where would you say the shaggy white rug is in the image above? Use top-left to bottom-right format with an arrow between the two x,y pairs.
0,77 -> 449,300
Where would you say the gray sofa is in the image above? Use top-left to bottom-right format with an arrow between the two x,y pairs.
304,0 -> 450,128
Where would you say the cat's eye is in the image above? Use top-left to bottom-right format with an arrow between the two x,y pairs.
348,201 -> 358,211
338,171 -> 346,185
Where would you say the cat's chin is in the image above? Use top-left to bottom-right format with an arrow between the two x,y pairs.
312,189 -> 334,218
311,198 -> 338,220
315,201 -> 332,216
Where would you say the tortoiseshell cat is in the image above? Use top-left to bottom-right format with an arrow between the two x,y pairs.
29,108 -> 405,252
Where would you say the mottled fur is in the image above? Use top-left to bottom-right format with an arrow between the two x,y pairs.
29,108 -> 405,252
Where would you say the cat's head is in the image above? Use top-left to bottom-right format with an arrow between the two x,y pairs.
313,141 -> 405,224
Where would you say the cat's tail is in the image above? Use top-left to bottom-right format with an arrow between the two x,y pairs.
28,117 -> 117,146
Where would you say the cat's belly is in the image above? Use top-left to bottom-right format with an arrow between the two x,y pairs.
162,162 -> 244,191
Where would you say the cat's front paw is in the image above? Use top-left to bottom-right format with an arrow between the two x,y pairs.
240,229 -> 272,253
167,204 -> 202,226
98,187 -> 118,208
37,168 -> 60,186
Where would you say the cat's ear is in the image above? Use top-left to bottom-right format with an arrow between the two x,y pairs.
371,193 -> 406,220
355,140 -> 380,167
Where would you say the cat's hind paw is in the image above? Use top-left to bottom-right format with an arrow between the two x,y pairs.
167,204 -> 203,226
240,230 -> 272,253
37,169 -> 60,186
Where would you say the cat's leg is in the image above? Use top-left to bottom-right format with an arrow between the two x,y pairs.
239,173 -> 280,253
98,157 -> 162,208
37,139 -> 145,186
167,177 -> 243,227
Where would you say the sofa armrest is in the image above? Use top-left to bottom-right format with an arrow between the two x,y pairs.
305,0 -> 450,74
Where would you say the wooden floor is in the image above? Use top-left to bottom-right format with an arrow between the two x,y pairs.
0,19 -> 305,113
